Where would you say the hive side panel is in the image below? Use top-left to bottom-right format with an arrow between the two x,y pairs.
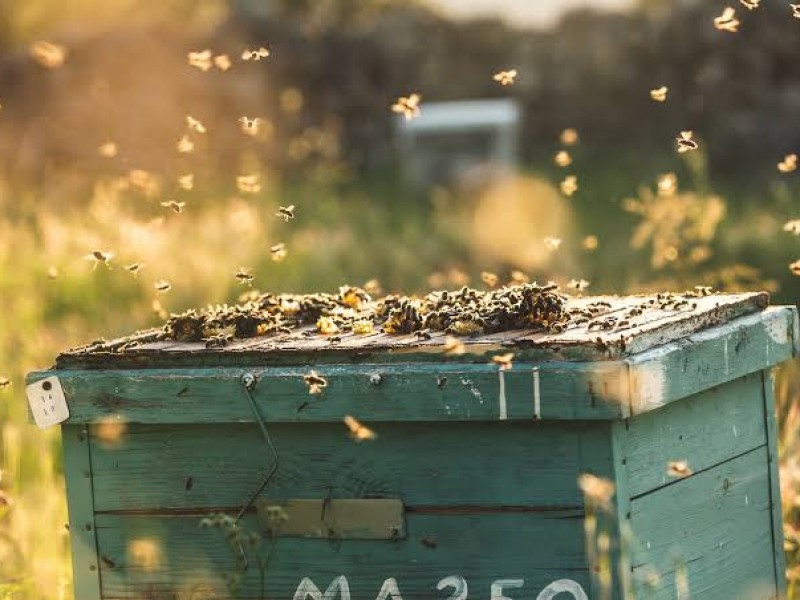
61,424 -> 103,600
94,513 -> 591,599
89,422 -> 596,511
629,447 -> 777,599
626,373 -> 767,498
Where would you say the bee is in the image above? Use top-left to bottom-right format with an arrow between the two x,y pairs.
582,235 -> 598,251
98,142 -> 118,158
657,172 -> 678,195
154,279 -> 172,293
792,4 -> 800,19
510,270 -> 529,285
304,371 -> 328,395
675,130 -> 698,153
713,7 -> 740,32
316,316 -> 339,335
270,243 -> 287,262
277,204 -> 295,222
491,352 -> 514,370
237,174 -> 261,194
790,260 -> 800,276
188,49 -> 213,71
160,200 -> 186,213
343,415 -> 377,442
235,267 -> 255,286
443,336 -> 466,355
364,279 -> 382,295
352,320 -> 374,335
413,328 -> 432,340
554,150 -> 572,168
560,175 -> 578,196
47,266 -> 59,279
124,263 -> 144,277
778,154 -> 797,173
650,86 -> 668,102
176,134 -> 194,153
0,377 -> 11,389
739,0 -> 759,9
493,69 -> 518,86
694,285 -> 713,296
241,47 -> 270,61
239,116 -> 260,136
30,41 -> 67,69
560,128 -> 579,146
568,278 -> 590,292
205,333 -> 233,349
152,299 -> 168,319
577,473 -> 615,509
544,236 -> 562,252
178,173 -> 194,191
391,93 -> 421,121
84,250 -> 113,270
214,54 -> 232,71
784,220 -> 800,235
186,115 -> 207,134
481,271 -> 499,288
666,460 -> 693,478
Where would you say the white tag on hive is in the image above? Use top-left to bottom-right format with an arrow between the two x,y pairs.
26,376 -> 69,429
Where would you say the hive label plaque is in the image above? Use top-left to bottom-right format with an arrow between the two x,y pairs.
26,376 -> 69,429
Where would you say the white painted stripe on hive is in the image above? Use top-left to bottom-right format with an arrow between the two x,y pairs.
498,369 -> 508,420
533,367 -> 541,420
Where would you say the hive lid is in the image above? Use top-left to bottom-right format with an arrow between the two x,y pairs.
56,291 -> 775,369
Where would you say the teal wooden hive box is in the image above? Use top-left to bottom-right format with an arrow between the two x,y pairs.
28,292 -> 797,599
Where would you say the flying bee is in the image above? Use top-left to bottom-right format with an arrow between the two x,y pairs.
276,204 -> 295,222
676,130 -> 698,153
577,473 -> 615,510
666,460 -> 693,478
492,352 -> 514,371
391,93 -> 421,121
650,86 -> 668,102
560,128 -> 579,146
270,242 -> 287,262
241,47 -> 270,61
568,278 -> 591,292
188,49 -> 213,71
481,271 -> 499,288
47,266 -> 59,279
154,279 -> 172,293
790,260 -> 800,276
713,7 -> 740,32
84,250 -> 113,270
235,267 -> 255,286
544,236 -> 562,252
152,299 -> 168,319
364,279 -> 382,295
739,0 -> 759,9
160,200 -> 186,213
186,115 -> 207,134
236,174 -> 261,194
176,134 -> 194,153
214,54 -> 231,71
343,415 -> 377,442
778,153 -> 797,173
124,263 -> 144,277
582,235 -> 599,251
178,173 -> 194,191
784,220 -> 800,235
303,371 -> 328,395
0,377 -> 11,389
493,69 -> 517,86
30,41 -> 67,69
510,269 -> 529,285
443,336 -> 466,356
657,172 -> 678,195
554,150 -> 572,167
239,116 -> 260,136
560,175 -> 578,196
98,141 -> 118,158
792,4 -> 800,19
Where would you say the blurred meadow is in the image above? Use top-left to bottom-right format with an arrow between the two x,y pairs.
2,0 -> 800,597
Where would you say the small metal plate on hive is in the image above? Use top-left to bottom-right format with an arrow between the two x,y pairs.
256,498 -> 405,540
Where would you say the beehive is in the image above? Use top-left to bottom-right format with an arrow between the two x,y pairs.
28,292 -> 796,599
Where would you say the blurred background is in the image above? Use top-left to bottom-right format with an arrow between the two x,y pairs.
1,0 -> 800,597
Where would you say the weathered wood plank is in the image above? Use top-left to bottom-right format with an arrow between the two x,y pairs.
626,373 -> 767,498
61,424 -> 103,600
31,362 -> 629,424
626,307 -> 797,415
95,513 -> 591,599
89,421 -> 596,511
629,447 -> 778,599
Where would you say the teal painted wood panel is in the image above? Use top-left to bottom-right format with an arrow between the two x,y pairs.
626,307 -> 796,415
89,421 -> 596,511
625,373 -> 767,498
629,447 -> 777,599
95,513 -> 591,599
61,424 -> 103,600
